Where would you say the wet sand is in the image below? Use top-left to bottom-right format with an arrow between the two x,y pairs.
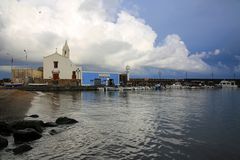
0,89 -> 35,122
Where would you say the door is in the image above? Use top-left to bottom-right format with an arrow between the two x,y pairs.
94,78 -> 101,86
53,73 -> 59,80
72,71 -> 76,80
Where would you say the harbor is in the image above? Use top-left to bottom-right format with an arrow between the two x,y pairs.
1,0 -> 240,159
1,89 -> 240,159
1,78 -> 239,91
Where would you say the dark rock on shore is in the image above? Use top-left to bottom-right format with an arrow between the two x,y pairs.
0,135 -> 8,150
49,129 -> 58,135
49,128 -> 64,135
0,121 -> 12,136
44,122 -> 58,127
10,120 -> 44,133
13,144 -> 32,155
13,128 -> 42,144
5,148 -> 13,152
28,114 -> 39,118
56,117 -> 78,125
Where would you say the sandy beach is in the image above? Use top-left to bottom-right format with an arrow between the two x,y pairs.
0,89 -> 35,122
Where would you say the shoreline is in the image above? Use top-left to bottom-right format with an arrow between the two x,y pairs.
0,89 -> 36,122
2,86 -> 98,92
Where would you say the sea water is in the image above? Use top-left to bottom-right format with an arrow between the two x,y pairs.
1,89 -> 240,159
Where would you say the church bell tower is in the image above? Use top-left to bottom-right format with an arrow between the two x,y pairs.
62,40 -> 70,58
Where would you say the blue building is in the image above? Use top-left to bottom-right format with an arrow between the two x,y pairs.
82,71 -> 120,86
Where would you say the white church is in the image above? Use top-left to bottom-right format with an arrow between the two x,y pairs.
43,41 -> 82,80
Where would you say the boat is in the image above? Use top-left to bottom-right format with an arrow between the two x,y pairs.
218,80 -> 238,88
28,83 -> 48,86
154,84 -> 161,90
105,87 -> 120,91
3,82 -> 23,87
166,82 -> 183,89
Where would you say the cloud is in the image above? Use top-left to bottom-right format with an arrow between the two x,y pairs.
233,55 -> 240,72
194,49 -> 221,59
235,55 -> 240,61
217,61 -> 229,70
234,65 -> 240,73
0,65 -> 12,72
0,0 -> 213,73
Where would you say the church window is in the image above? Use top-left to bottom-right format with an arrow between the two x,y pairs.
54,61 -> 58,68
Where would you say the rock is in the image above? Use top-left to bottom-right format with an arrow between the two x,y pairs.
10,120 -> 44,133
49,129 -> 58,135
43,122 -> 58,127
49,128 -> 64,135
5,148 -> 12,152
13,128 -> 42,144
28,114 -> 39,118
55,117 -> 78,125
0,135 -> 8,150
13,144 -> 32,155
0,121 -> 12,136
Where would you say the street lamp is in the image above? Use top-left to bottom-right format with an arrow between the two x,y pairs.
23,50 -> 28,79
126,65 -> 130,81
6,53 -> 13,80
6,53 -> 13,71
76,68 -> 81,86
76,68 -> 81,79
24,50 -> 27,66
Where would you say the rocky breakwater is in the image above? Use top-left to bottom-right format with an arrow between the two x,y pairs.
0,116 -> 78,155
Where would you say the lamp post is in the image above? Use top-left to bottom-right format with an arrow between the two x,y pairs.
24,50 -> 28,79
6,53 -> 13,80
76,68 -> 81,86
126,65 -> 130,81
24,49 -> 27,66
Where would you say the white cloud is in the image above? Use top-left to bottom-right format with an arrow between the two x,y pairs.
194,49 -> 221,59
0,0 -> 213,73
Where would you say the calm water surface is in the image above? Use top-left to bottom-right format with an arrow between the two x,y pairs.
1,89 -> 240,160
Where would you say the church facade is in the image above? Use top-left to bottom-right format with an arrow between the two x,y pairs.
43,41 -> 82,80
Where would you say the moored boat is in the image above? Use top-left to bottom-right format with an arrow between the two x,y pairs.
218,80 -> 238,88
3,82 -> 23,87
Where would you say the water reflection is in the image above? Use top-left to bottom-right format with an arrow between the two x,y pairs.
1,89 -> 240,160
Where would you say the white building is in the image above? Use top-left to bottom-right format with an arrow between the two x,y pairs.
43,41 -> 82,80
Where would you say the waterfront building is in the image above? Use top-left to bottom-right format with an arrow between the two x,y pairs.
12,68 -> 43,83
43,41 -> 82,81
82,71 -> 120,86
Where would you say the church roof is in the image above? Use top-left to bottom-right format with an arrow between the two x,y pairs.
43,51 -> 67,59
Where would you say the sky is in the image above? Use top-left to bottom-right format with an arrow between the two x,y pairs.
0,0 -> 240,79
